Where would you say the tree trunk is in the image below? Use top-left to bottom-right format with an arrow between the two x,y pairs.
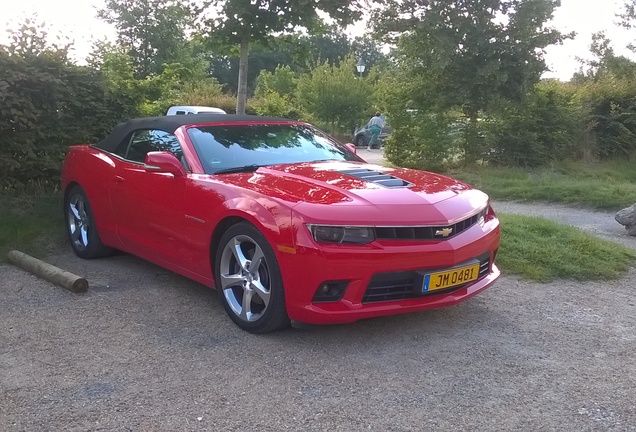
236,36 -> 249,115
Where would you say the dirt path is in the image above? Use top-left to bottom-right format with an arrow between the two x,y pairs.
1,199 -> 635,431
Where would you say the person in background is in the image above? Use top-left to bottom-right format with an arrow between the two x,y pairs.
366,112 -> 385,151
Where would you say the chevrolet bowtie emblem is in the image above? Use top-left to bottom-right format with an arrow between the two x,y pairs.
435,227 -> 453,237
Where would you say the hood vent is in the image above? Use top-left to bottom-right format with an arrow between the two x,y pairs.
337,168 -> 412,188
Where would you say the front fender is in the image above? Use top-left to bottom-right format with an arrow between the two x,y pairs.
222,197 -> 283,236
210,196 -> 296,256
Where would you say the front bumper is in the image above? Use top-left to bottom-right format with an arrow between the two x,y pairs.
278,217 -> 500,325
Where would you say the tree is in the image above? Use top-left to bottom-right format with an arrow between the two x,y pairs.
97,0 -> 197,78
618,0 -> 636,52
206,31 -> 364,95
4,17 -> 71,58
373,0 -> 568,161
573,32 -> 636,82
255,65 -> 297,98
296,29 -> 354,69
87,41 -> 146,119
296,57 -> 372,134
204,0 -> 363,114
569,30 -> 636,161
351,35 -> 391,74
206,42 -> 297,95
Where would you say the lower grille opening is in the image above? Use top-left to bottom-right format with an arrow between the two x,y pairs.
362,253 -> 491,303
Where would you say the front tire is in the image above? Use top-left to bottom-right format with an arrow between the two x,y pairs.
355,135 -> 366,147
64,185 -> 112,259
215,222 -> 290,333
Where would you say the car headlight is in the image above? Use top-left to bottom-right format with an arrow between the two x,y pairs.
307,225 -> 375,244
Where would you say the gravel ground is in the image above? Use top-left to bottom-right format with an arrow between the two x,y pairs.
2,169 -> 636,430
359,148 -> 386,165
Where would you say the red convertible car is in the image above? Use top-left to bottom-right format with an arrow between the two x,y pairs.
61,114 -> 500,333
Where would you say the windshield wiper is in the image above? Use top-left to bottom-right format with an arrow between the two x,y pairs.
214,164 -> 263,175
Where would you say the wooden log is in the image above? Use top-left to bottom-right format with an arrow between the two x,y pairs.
7,250 -> 88,293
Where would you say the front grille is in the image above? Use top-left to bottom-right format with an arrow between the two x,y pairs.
362,254 -> 491,303
375,208 -> 486,241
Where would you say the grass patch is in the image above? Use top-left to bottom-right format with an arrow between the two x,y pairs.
0,192 -> 66,263
498,213 -> 636,282
449,158 -> 636,210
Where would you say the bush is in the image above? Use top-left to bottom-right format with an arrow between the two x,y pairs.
483,81 -> 582,167
383,111 -> 462,171
178,77 -> 236,111
251,91 -> 301,119
296,57 -> 372,134
0,47 -> 130,189
576,75 -> 636,159
254,65 -> 297,98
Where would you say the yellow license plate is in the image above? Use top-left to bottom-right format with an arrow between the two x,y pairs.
423,263 -> 480,292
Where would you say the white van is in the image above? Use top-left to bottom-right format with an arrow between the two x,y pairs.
166,105 -> 227,115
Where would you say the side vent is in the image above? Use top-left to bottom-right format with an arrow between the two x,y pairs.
337,169 -> 412,188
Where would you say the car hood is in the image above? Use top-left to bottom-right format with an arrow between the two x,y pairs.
211,161 -> 488,225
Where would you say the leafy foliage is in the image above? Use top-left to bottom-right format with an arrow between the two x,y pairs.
618,0 -> 636,52
204,0 -> 363,114
570,30 -> 636,159
296,57 -> 372,134
97,0 -> 198,78
374,0 -> 568,162
207,31 -> 386,97
576,75 -> 636,158
252,91 -> 300,118
253,66 -> 300,118
255,65 -> 297,98
483,80 -> 582,166
0,22 -> 131,189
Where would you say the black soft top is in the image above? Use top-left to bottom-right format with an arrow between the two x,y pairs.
94,114 -> 290,152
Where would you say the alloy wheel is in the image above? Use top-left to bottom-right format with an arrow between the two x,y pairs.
219,234 -> 272,322
67,193 -> 90,251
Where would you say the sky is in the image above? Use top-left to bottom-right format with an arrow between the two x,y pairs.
1,0 -> 634,81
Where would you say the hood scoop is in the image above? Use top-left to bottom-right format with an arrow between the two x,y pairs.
337,168 -> 412,188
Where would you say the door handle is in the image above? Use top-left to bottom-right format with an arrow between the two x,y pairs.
115,175 -> 125,184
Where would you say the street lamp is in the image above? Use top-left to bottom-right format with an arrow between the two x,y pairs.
356,58 -> 366,77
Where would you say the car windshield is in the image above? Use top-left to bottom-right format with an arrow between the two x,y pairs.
187,123 -> 358,174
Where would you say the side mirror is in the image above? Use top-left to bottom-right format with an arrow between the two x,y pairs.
344,143 -> 357,154
144,151 -> 186,177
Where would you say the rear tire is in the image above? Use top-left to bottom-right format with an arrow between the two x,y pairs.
214,222 -> 290,333
64,185 -> 112,259
355,135 -> 366,147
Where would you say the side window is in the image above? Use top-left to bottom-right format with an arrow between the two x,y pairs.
147,130 -> 184,161
121,129 -> 185,166
125,130 -> 152,163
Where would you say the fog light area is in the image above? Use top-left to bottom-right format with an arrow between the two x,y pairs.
312,280 -> 349,303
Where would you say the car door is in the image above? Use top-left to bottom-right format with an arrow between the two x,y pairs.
109,129 -> 190,266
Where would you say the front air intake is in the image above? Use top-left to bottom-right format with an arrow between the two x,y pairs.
337,168 -> 412,188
